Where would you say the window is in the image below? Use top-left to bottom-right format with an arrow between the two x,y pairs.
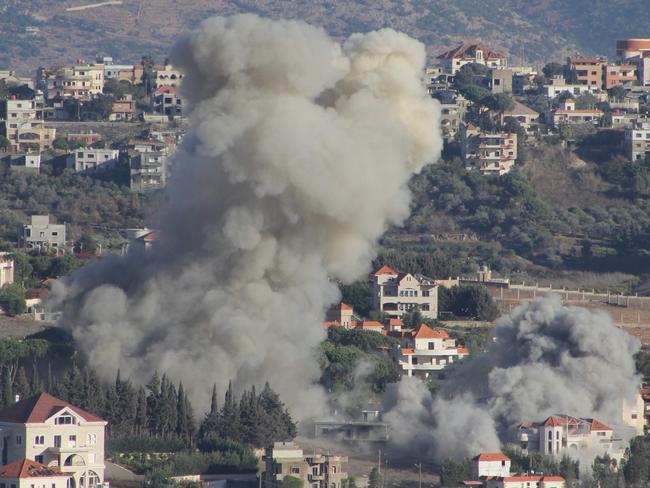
55,415 -> 74,425
15,436 -> 21,445
422,290 -> 429,297
35,435 -> 45,445
291,467 -> 300,474
632,414 -> 638,419
86,433 -> 97,445
69,435 -> 76,443
54,435 -> 61,447
428,342 -> 435,350
34,456 -> 43,464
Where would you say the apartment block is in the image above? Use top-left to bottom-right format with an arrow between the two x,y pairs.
154,64 -> 183,89
604,64 -> 637,89
51,61 -> 104,100
129,152 -> 168,192
625,121 -> 650,161
567,57 -> 607,88
543,76 -> 597,99
371,265 -> 439,319
66,149 -> 119,173
437,43 -> 507,75
2,98 -> 55,153
263,442 -> 347,488
461,124 -> 517,176
22,215 -> 66,251
0,393 -> 107,488
552,99 -> 603,127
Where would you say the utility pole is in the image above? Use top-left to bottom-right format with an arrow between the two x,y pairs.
415,463 -> 422,488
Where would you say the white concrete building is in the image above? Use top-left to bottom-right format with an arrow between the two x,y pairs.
542,76 -> 598,99
23,215 -> 66,251
517,415 -> 619,459
371,265 -> 439,319
0,392 -> 107,488
2,98 -> 55,153
397,324 -> 468,379
463,452 -> 565,488
66,149 -> 119,173
484,476 -> 565,488
625,121 -> 650,161
0,253 -> 14,288
0,459 -> 72,488
552,99 -> 603,127
436,43 -> 508,75
473,453 -> 511,478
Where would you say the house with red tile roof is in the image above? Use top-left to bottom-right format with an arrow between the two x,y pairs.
324,303 -> 356,328
371,266 -> 439,320
0,459 -> 71,488
396,324 -> 469,379
437,43 -> 508,75
0,392 -> 107,488
472,453 -> 511,478
483,475 -> 565,488
516,414 -> 622,460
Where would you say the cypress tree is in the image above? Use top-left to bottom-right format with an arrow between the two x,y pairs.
184,392 -> 196,446
30,362 -> 41,395
2,367 -> 13,407
220,380 -> 241,442
176,382 -> 188,441
199,384 -> 219,442
46,362 -> 54,394
15,367 -> 30,401
135,386 -> 147,436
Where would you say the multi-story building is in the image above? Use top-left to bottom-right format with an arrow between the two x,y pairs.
516,415 -> 617,458
432,91 -> 468,139
66,149 -> 119,173
129,152 -> 168,192
154,64 -> 183,89
473,453 -> 511,479
1,154 -> 41,174
437,43 -> 508,75
0,71 -> 34,90
616,39 -> 650,61
109,95 -> 135,122
625,121 -> 650,161
488,68 -> 513,94
22,215 -> 66,251
542,76 -> 598,99
371,265 -> 439,319
396,324 -> 468,379
263,442 -> 347,488
50,61 -> 104,100
153,86 -> 183,118
461,124 -> 517,176
552,99 -> 603,127
567,57 -> 607,88
0,253 -> 14,288
2,98 -> 56,153
604,64 -> 637,89
0,459 -> 72,488
463,452 -> 565,488
0,392 -> 107,488
501,102 -> 540,133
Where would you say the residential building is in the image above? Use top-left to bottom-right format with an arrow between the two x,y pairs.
484,475 -> 565,488
1,154 -> 40,174
473,453 -> 511,479
552,99 -> 603,127
488,68 -> 513,94
154,64 -> 183,89
0,253 -> 14,288
437,43 -> 508,75
501,102 -> 540,133
604,64 -> 637,90
22,215 -> 66,251
128,230 -> 159,253
154,86 -> 183,118
324,303 -> 355,328
371,265 -> 439,319
542,76 -> 598,99
516,415 -> 619,459
567,57 -> 607,88
0,459 -> 72,488
616,39 -> 650,61
109,95 -> 135,122
0,392 -> 107,488
434,91 -> 469,138
129,152 -> 168,192
262,442 -> 347,488
0,71 -> 34,90
627,54 -> 650,86
50,61 -> 104,100
2,98 -> 55,153
396,323 -> 468,378
101,59 -> 135,81
461,124 -> 517,176
622,394 -> 645,436
66,149 -> 119,173
624,121 -> 650,161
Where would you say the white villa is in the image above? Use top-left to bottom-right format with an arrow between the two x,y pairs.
397,324 -> 468,378
371,265 -> 439,319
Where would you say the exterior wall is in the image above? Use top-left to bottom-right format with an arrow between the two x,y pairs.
568,58 -> 606,88
52,64 -> 104,100
3,100 -> 56,153
263,444 -> 347,488
0,253 -> 14,288
604,64 -> 637,89
67,149 -> 119,172
372,272 -> 438,319
474,459 -> 511,478
461,126 -> 517,175
0,474 -> 70,488
129,152 -> 168,192
154,66 -> 183,89
623,394 -> 645,435
617,39 -> 650,61
490,69 -> 513,93
624,122 -> 650,161
23,216 -> 66,250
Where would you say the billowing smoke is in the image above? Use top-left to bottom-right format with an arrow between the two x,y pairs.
50,14 -> 442,416
385,295 -> 641,461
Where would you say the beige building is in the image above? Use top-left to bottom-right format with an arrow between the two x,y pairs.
625,121 -> 650,161
397,324 -> 468,378
51,62 -> 104,100
501,102 -> 540,133
437,43 -> 508,75
0,392 -> 107,488
129,152 -> 168,192
463,452 -> 565,488
461,124 -> 517,176
23,215 -> 66,251
0,459 -> 72,488
154,64 -> 183,89
263,442 -> 347,488
371,265 -> 439,319
0,253 -> 14,288
552,99 -> 603,127
66,149 -> 119,173
2,98 -> 56,153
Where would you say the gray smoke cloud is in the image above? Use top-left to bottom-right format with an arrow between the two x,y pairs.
385,295 -> 641,461
50,14 -> 442,416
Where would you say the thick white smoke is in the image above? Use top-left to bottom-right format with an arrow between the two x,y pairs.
385,296 -> 641,461
50,14 -> 442,416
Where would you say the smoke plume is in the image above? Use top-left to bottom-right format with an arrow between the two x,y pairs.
385,295 -> 641,461
50,14 -> 442,416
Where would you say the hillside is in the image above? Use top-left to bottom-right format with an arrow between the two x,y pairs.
1,0 -> 649,73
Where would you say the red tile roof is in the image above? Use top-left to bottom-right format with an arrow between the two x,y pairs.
438,43 -> 505,60
388,318 -> 403,327
414,324 -> 450,340
0,459 -> 69,479
401,348 -> 414,355
0,392 -> 105,424
357,320 -> 383,329
457,346 -> 469,355
474,453 -> 511,462
543,415 -> 564,427
373,265 -> 398,275
588,419 -> 612,431
338,303 -> 352,310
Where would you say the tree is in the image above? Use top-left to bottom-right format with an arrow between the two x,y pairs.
542,62 -> 564,79
608,85 -> 626,101
52,138 -> 68,151
623,436 -> 650,487
0,135 -> 9,151
440,458 -> 471,488
81,95 -> 114,121
281,476 -> 303,488
402,307 -> 423,329
575,92 -> 598,109
14,366 -> 30,400
368,467 -> 383,488
0,284 -> 26,316
220,380 -> 241,442
485,93 -> 514,113
339,281 -> 372,317
75,233 -> 98,254
2,367 -> 13,407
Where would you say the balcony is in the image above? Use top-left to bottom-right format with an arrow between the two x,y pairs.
308,474 -> 325,481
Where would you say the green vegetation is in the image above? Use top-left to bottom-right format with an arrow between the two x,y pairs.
438,285 -> 498,321
440,458 -> 471,487
0,283 -> 26,316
